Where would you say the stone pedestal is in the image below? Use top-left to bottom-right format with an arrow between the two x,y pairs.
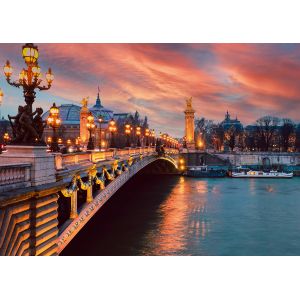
1,145 -> 56,186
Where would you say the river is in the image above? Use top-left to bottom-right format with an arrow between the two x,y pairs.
62,175 -> 300,256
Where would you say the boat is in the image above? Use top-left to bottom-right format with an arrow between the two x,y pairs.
231,167 -> 293,178
185,165 -> 227,178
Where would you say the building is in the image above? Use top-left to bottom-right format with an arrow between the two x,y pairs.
42,90 -> 129,148
221,111 -> 243,132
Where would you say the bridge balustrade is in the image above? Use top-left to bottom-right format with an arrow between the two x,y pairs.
0,163 -> 31,192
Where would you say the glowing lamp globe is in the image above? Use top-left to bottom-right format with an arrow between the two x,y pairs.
46,68 -> 54,84
0,88 -> 3,104
22,43 -> 39,65
87,113 -> 94,123
3,61 -> 13,77
32,65 -> 41,77
49,103 -> 59,116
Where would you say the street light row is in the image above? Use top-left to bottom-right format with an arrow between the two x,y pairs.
0,43 -> 179,152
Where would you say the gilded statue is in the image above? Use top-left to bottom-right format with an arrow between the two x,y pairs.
186,97 -> 193,109
81,97 -> 89,108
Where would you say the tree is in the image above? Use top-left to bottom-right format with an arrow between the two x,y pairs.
195,117 -> 214,149
142,116 -> 148,129
295,124 -> 300,152
225,126 -> 236,151
133,111 -> 140,126
280,118 -> 295,152
255,116 -> 280,151
211,124 -> 224,151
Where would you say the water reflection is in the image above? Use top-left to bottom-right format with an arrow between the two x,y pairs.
63,176 -> 300,256
143,178 -> 209,255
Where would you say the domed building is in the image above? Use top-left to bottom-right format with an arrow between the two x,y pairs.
42,90 -> 130,147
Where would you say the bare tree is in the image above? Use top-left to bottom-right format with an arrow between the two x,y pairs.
255,116 -> 280,151
280,118 -> 295,152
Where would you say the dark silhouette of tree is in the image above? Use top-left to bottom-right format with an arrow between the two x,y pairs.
212,124 -> 224,151
280,118 -> 295,152
255,116 -> 279,151
225,126 -> 236,151
294,124 -> 300,152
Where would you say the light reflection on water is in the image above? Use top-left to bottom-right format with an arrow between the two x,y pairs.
63,176 -> 300,256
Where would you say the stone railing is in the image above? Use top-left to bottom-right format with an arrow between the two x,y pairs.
0,163 -> 31,192
56,147 -> 167,170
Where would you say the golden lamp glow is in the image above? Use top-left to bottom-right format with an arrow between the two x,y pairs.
3,60 -> 13,77
0,88 -> 3,104
179,158 -> 184,164
87,113 -> 94,123
109,119 -> 116,126
125,124 -> 131,134
22,43 -> 39,65
49,102 -> 59,116
58,138 -> 62,144
45,68 -> 54,84
3,132 -> 10,142
32,65 -> 41,77
98,115 -> 104,123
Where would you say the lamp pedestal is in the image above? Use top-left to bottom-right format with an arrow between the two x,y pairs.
1,145 -> 56,186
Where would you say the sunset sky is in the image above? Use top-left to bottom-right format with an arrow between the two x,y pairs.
1,43 -> 300,137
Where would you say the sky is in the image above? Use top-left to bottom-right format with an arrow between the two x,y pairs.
1,43 -> 300,137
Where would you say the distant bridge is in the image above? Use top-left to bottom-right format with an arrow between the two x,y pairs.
0,147 -> 179,256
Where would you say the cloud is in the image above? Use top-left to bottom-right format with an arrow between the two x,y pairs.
1,43 -> 300,136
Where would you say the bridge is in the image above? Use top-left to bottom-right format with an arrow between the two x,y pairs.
0,146 -> 179,256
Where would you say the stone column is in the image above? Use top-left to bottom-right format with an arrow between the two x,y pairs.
86,185 -> 93,203
184,97 -> 195,149
70,191 -> 78,219
80,97 -> 90,146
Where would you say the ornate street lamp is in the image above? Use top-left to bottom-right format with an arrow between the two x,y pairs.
145,128 -> 150,147
125,123 -> 131,147
58,138 -> 63,144
47,136 -> 52,144
47,103 -> 61,152
3,132 -> 10,144
98,114 -> 104,151
86,112 -> 95,150
0,88 -> 3,119
3,43 -> 54,145
151,129 -> 155,146
109,118 -> 117,148
136,126 -> 141,147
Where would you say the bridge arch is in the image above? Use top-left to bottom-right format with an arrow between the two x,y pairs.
57,153 -> 179,254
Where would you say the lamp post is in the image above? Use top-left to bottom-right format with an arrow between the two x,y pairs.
109,118 -> 117,148
151,129 -> 155,146
46,103 -> 61,152
3,132 -> 10,144
145,128 -> 150,147
0,88 -> 3,119
125,123 -> 131,147
86,112 -> 95,150
136,126 -> 141,147
98,114 -> 104,151
3,43 -> 54,145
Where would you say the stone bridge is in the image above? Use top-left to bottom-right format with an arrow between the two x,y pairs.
0,146 -> 179,256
